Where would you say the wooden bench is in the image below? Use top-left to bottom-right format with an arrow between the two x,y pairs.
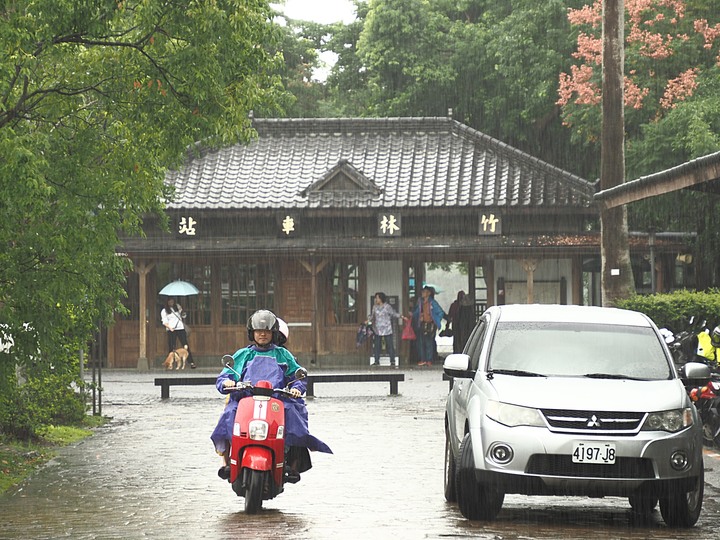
155,376 -> 216,399
304,373 -> 405,397
154,372 -> 406,399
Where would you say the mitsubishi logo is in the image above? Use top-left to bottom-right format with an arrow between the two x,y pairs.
587,414 -> 601,428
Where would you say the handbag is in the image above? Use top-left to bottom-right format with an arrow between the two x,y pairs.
402,322 -> 416,341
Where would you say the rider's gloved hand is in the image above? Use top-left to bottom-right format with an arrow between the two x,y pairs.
223,379 -> 236,389
289,387 -> 302,398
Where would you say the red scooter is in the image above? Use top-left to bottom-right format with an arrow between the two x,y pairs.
222,355 -> 307,514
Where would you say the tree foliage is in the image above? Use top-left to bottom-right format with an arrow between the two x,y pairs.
558,0 -> 720,287
322,0 -> 592,176
0,0 -> 286,435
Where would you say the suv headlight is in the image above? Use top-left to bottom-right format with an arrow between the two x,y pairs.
641,408 -> 693,433
486,400 -> 545,427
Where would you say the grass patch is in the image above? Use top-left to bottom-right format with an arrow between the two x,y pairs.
0,415 -> 110,494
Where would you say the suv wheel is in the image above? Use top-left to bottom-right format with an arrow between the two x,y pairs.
659,467 -> 704,527
455,433 -> 504,520
443,426 -> 457,502
628,491 -> 658,515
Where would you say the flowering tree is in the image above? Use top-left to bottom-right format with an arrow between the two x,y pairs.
558,0 -> 720,144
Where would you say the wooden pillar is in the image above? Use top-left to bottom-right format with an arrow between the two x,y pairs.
522,258 -> 538,304
136,263 -> 152,371
299,258 -> 328,367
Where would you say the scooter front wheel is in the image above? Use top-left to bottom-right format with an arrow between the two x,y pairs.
244,469 -> 265,514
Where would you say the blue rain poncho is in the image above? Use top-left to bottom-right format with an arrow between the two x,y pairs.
210,345 -> 332,457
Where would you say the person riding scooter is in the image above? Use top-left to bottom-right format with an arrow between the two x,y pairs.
210,309 -> 331,482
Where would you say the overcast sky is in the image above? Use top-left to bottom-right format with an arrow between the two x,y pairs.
275,0 -> 357,24
272,0 -> 360,80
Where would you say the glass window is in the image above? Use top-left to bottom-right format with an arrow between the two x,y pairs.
331,263 -> 359,325
488,322 -> 672,380
220,264 -> 275,325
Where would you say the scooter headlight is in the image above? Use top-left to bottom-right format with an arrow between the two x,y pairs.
248,420 -> 269,440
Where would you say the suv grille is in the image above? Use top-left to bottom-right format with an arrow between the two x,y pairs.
526,455 -> 655,478
541,409 -> 645,434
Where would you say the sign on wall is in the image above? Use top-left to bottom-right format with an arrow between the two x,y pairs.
478,212 -> 502,235
177,216 -> 197,236
278,214 -> 299,237
378,213 -> 401,236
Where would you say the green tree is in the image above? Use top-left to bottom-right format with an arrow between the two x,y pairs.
0,0 -> 285,436
324,1 -> 373,116
328,0 -> 591,176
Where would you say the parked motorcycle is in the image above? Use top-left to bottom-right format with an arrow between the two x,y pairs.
666,316 -> 707,370
689,377 -> 720,448
222,354 -> 308,514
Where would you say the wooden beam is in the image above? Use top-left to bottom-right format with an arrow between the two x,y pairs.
595,159 -> 720,209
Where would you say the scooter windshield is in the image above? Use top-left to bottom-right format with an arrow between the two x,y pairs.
242,355 -> 285,388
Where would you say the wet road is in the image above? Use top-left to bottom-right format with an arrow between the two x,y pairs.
1,367 -> 720,539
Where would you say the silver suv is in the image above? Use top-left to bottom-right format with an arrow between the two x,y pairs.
443,304 -> 708,527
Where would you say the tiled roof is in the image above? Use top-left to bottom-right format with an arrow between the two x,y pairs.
166,117 -> 596,211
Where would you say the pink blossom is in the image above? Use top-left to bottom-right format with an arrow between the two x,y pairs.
659,68 -> 698,109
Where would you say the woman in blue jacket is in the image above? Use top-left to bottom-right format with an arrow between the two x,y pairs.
412,286 -> 445,366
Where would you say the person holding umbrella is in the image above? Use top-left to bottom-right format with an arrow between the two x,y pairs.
161,297 -> 196,369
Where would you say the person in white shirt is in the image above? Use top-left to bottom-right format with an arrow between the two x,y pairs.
161,297 -> 196,368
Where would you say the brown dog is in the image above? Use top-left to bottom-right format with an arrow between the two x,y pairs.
162,348 -> 189,370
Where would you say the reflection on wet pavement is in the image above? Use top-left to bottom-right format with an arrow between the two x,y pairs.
0,368 -> 719,539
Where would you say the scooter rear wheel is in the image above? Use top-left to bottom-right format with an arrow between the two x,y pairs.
244,469 -> 265,514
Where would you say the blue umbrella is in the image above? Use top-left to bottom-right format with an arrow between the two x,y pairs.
159,280 -> 199,296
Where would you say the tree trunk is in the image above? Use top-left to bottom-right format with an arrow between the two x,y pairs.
601,0 -> 635,306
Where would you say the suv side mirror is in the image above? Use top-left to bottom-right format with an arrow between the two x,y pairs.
680,361 -> 711,382
444,353 -> 474,378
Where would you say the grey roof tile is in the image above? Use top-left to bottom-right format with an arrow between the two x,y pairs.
165,117 -> 595,211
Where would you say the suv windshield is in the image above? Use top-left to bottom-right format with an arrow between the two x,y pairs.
488,321 -> 672,380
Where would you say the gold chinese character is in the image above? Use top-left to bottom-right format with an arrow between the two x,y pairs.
282,215 -> 295,235
380,215 -> 400,235
481,213 -> 499,233
178,217 -> 196,235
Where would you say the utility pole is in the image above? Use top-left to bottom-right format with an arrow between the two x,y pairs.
600,0 -> 635,306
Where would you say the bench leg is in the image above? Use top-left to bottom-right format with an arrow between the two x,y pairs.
161,385 -> 170,399
390,380 -> 399,395
306,381 -> 314,397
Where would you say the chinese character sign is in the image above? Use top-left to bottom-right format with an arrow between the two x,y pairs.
281,215 -> 296,235
479,213 -> 501,235
378,214 -> 401,236
277,214 -> 299,237
178,216 -> 197,236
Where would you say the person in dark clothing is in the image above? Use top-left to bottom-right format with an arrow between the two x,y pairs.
455,293 -> 476,353
447,291 -> 476,353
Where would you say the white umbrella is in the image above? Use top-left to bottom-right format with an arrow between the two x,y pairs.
158,280 -> 200,296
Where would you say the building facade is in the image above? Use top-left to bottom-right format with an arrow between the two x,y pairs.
114,117 -> 692,368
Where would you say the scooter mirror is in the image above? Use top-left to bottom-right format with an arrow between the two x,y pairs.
294,367 -> 308,380
221,354 -> 234,366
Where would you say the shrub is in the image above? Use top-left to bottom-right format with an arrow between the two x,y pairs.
616,289 -> 720,333
0,371 -> 87,441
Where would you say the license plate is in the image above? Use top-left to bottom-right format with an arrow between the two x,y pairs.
571,442 -> 616,464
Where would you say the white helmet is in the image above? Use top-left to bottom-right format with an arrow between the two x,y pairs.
277,318 -> 290,346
